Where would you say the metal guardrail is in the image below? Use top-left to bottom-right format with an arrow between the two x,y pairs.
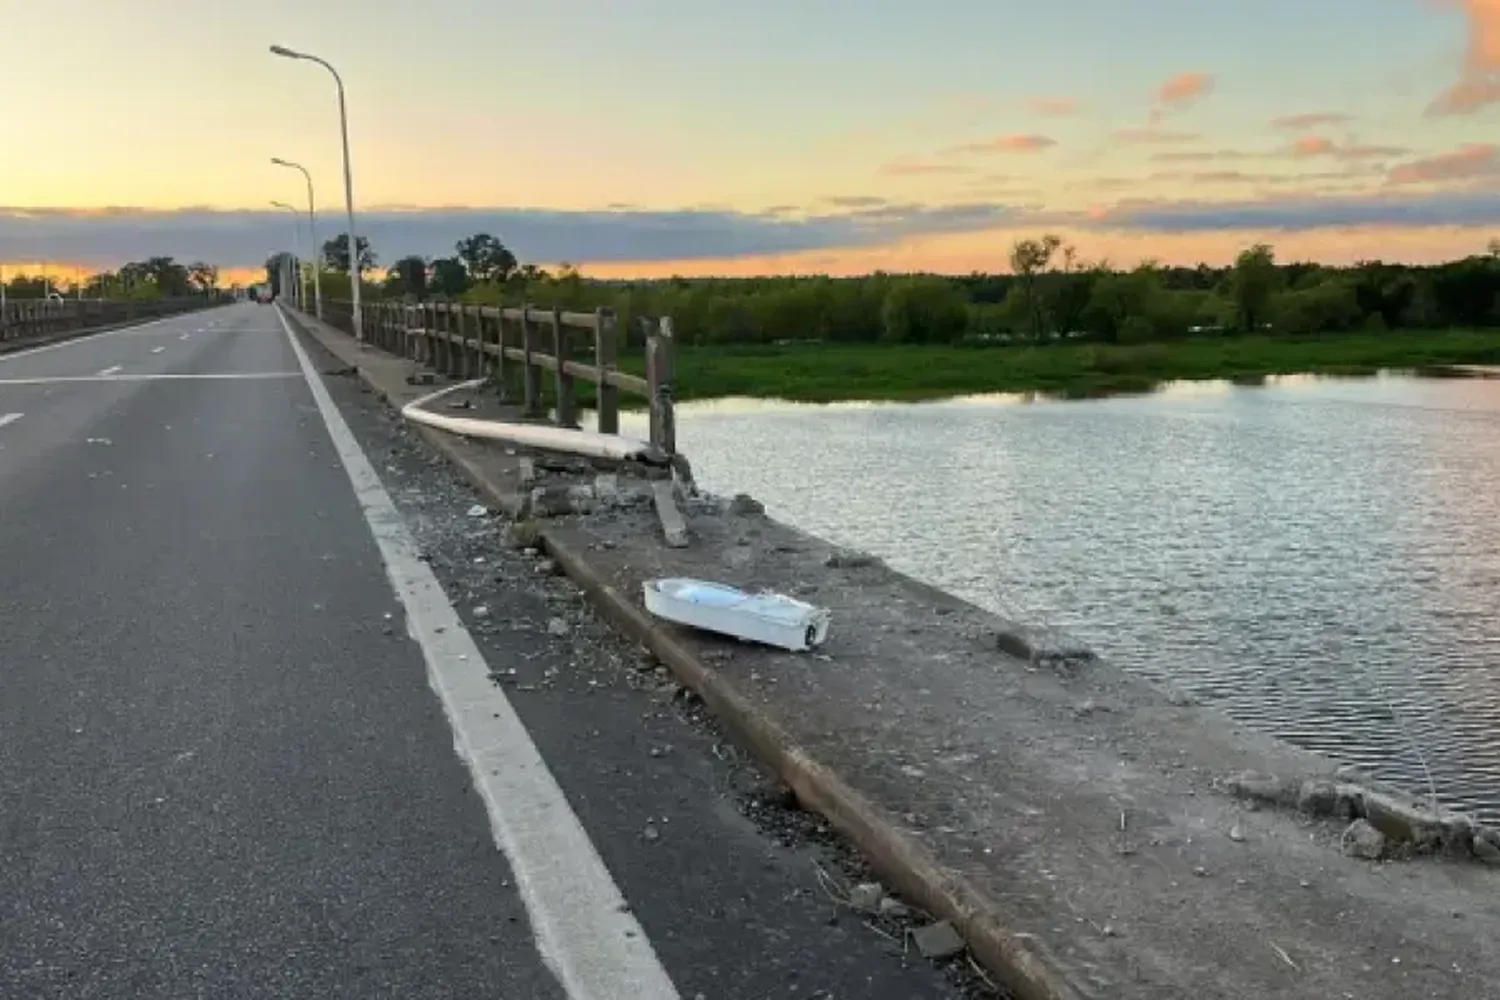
0,297 -> 224,344
322,299 -> 678,456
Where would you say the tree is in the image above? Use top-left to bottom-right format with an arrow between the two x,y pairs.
1009,234 -> 1062,337
321,233 -> 376,273
429,257 -> 471,298
384,255 -> 429,299
1229,244 -> 1280,332
188,262 -> 219,294
455,233 -> 517,283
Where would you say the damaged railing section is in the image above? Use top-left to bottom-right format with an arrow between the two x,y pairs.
323,299 -> 678,459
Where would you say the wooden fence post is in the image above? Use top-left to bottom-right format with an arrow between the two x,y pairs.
595,307 -> 620,435
649,316 -> 677,456
552,306 -> 575,428
493,308 -> 508,398
520,304 -> 541,415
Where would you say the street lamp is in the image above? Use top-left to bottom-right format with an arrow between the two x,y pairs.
271,200 -> 305,310
271,156 -> 323,320
269,44 -> 362,343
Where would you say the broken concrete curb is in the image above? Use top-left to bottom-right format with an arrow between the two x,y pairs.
278,306 -> 1087,1000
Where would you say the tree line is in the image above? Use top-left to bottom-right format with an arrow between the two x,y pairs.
268,231 -> 1500,348
3,257 -> 219,300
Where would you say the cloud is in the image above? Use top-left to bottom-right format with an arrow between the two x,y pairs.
1385,142 -> 1500,184
0,203 -> 1027,270
1150,149 -> 1253,163
1428,0 -> 1500,115
877,157 -> 973,177
1113,127 -> 1202,144
1026,96 -> 1080,116
943,133 -> 1057,154
1087,187 -> 1500,231
1272,112 -> 1356,130
1148,71 -> 1214,123
1290,136 -> 1410,160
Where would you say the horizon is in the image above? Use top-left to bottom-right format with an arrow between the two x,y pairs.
5,1 -> 1500,284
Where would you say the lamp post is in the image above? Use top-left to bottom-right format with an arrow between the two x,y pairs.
269,44 -> 362,343
271,156 -> 323,321
271,200 -> 305,310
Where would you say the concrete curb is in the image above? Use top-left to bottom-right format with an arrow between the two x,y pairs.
282,308 -> 1085,1000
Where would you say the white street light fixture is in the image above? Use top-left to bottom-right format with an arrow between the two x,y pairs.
271,156 -> 323,320
271,200 -> 306,310
270,44 -> 362,342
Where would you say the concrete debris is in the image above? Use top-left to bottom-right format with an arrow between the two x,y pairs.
909,920 -> 966,960
466,504 -> 489,518
824,547 -> 881,569
472,605 -> 490,619
847,882 -> 884,913
876,896 -> 911,920
1473,831 -> 1500,865
1343,819 -> 1387,860
727,493 -> 765,516
652,481 -> 690,548
535,559 -> 558,576
546,617 -> 570,637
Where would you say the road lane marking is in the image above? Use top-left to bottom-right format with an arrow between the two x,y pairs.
95,365 -> 123,376
0,373 -> 301,386
0,412 -> 22,429
274,305 -> 682,1000
0,306 -> 236,364
181,333 -> 191,340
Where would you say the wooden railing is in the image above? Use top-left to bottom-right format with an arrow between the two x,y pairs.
0,296 -> 224,345
321,299 -> 677,457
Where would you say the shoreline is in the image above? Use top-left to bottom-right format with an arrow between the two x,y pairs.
625,328 -> 1500,404
285,306 -> 1500,1000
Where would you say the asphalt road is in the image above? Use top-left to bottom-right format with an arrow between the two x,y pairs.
0,304 -> 976,999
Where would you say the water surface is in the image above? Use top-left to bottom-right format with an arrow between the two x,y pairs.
628,374 -> 1500,822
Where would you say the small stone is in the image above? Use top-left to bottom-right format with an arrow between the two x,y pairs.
1297,780 -> 1339,817
1228,822 -> 1246,843
1227,771 -> 1293,806
877,897 -> 910,920
1192,865 -> 1209,877
847,882 -> 884,913
1472,834 -> 1500,865
910,920 -> 965,960
1165,687 -> 1195,707
1343,819 -> 1386,860
535,559 -> 558,576
1102,923 -> 1118,937
467,504 -> 488,518
472,606 -> 489,619
825,546 -> 880,569
727,493 -> 765,516
546,618 -> 570,637
643,824 -> 660,843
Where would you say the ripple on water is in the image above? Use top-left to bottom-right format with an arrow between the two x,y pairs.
628,376 -> 1500,825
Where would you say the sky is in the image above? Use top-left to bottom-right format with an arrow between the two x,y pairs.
4,0 -> 1500,284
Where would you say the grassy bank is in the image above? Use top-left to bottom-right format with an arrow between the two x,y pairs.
614,328 -> 1500,404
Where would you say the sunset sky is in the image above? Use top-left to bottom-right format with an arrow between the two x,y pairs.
5,0 -> 1500,284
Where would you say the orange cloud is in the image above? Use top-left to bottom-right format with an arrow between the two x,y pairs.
1290,136 -> 1408,160
1428,0 -> 1500,115
944,133 -> 1057,154
1114,127 -> 1201,144
1386,143 -> 1499,184
1151,149 -> 1252,163
877,158 -> 973,177
1150,71 -> 1214,119
1272,112 -> 1355,130
1026,96 -> 1079,116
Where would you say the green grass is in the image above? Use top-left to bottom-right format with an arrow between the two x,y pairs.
607,328 -> 1500,404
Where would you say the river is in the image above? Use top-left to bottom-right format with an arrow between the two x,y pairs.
624,373 -> 1500,824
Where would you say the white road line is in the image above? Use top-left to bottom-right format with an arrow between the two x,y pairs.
151,346 -> 165,354
0,311 -> 220,364
274,306 -> 681,1000
0,373 -> 302,386
0,412 -> 23,429
180,333 -> 191,340
96,365 -> 123,377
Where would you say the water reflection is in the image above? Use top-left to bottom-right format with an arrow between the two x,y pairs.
619,375 -> 1500,822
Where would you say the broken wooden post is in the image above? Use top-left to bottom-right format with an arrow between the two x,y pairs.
595,307 -> 620,435
520,303 -> 541,416
552,306 -> 576,428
